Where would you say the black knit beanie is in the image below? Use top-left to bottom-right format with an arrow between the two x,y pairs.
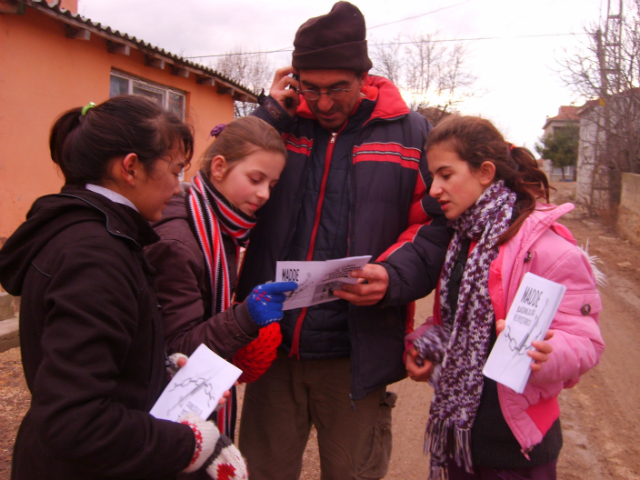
292,2 -> 373,72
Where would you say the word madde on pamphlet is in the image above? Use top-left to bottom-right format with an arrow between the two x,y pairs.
276,255 -> 372,310
150,343 -> 242,422
483,273 -> 566,394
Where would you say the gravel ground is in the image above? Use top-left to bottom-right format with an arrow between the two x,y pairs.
1,182 -> 639,479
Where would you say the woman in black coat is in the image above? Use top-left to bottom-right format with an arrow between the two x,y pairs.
0,96 -> 245,480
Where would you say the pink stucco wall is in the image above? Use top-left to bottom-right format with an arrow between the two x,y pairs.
0,6 -> 234,241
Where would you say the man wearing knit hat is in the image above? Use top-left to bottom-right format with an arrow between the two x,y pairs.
236,3 -> 450,479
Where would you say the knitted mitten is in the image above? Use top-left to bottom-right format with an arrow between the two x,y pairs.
180,413 -> 248,479
166,352 -> 189,380
180,413 -> 219,473
233,322 -> 282,383
204,434 -> 248,480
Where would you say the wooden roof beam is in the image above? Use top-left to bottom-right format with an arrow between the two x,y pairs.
171,66 -> 190,78
197,76 -> 216,86
65,24 -> 90,41
217,83 -> 233,95
145,56 -> 165,70
107,40 -> 130,56
0,0 -> 25,14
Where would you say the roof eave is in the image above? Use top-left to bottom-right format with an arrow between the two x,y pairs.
21,0 -> 258,102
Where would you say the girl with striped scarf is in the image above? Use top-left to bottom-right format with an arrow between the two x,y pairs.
146,116 -> 297,479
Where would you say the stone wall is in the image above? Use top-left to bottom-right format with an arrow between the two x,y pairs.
617,173 -> 640,247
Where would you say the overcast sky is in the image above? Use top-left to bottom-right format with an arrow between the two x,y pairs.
78,0 -> 607,150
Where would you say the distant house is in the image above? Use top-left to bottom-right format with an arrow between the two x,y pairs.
0,0 -> 257,243
575,89 -> 640,212
540,106 -> 580,182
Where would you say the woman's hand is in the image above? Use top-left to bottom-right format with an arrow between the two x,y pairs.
528,335 -> 554,372
495,319 -> 554,372
405,347 -> 434,382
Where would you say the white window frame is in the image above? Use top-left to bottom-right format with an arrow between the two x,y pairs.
110,71 -> 187,179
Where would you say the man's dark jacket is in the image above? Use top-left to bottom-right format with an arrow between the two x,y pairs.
0,187 -> 195,479
237,75 -> 451,400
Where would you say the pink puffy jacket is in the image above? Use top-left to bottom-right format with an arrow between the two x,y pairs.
409,203 -> 605,455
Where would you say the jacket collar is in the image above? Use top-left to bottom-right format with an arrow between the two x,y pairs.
0,186 -> 158,296
58,185 -> 160,248
295,75 -> 410,124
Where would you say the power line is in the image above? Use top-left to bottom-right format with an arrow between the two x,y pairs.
184,32 -> 588,59
184,48 -> 291,59
367,0 -> 473,30
372,32 -> 588,46
185,3 -> 474,59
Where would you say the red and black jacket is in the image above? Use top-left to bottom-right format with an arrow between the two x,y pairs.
237,75 -> 451,400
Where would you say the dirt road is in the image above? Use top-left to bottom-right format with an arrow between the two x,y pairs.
299,183 -> 640,479
1,183 -> 639,479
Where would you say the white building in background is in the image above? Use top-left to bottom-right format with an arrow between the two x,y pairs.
540,106 -> 580,182
575,100 -> 604,208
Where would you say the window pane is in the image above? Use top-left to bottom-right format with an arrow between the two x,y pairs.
110,75 -> 129,98
168,92 -> 185,119
132,84 -> 164,107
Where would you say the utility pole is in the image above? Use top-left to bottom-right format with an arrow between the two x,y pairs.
593,0 -> 624,211
603,0 -> 623,94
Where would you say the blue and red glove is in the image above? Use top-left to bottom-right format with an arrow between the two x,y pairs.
247,281 -> 298,327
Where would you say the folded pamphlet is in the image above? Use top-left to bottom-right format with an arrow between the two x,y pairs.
482,272 -> 566,393
150,343 -> 242,422
276,255 -> 372,310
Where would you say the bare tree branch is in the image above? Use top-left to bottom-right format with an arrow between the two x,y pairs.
213,48 -> 274,117
558,0 -> 640,213
370,32 -> 480,120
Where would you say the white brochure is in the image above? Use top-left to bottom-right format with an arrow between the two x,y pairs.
483,272 -> 566,394
150,343 -> 242,422
276,255 -> 372,310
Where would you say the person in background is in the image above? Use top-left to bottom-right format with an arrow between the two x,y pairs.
235,2 -> 450,479
405,115 -> 605,480
145,116 -> 297,442
0,96 -> 248,480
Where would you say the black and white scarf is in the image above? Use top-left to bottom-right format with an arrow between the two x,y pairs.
414,181 -> 516,480
188,170 -> 257,437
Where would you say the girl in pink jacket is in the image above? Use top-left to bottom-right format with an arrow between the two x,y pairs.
406,115 -> 604,480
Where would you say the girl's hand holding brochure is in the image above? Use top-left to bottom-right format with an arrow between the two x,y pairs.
495,319 -> 555,372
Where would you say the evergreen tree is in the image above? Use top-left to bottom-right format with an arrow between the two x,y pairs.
536,125 -> 579,181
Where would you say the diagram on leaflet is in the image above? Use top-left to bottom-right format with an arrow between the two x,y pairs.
276,255 -> 372,310
150,344 -> 242,422
483,273 -> 565,394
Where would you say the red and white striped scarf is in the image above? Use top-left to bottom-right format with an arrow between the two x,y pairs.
188,170 -> 256,438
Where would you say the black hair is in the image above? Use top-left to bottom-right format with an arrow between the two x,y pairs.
50,95 -> 194,185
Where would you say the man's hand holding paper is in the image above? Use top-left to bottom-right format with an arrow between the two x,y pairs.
333,263 -> 389,306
